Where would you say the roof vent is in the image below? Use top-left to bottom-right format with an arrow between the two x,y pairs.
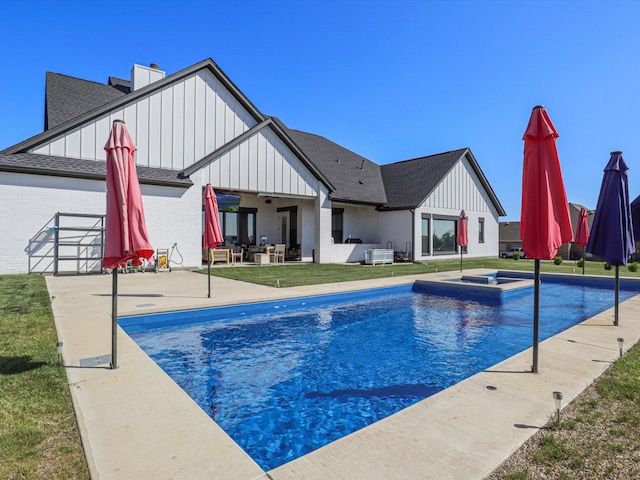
131,63 -> 165,91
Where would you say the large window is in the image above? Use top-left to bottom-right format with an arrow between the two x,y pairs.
432,218 -> 457,254
421,217 -> 430,254
332,208 -> 344,244
202,192 -> 256,245
220,209 -> 256,245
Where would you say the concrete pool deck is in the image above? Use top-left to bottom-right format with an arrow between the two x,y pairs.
46,268 -> 640,479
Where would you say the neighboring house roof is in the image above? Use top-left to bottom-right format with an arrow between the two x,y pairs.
45,72 -> 127,130
569,202 -> 590,213
0,152 -> 192,188
281,127 -> 388,205
501,203 -> 594,245
499,221 -> 521,243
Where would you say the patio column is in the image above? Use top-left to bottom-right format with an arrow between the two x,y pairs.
315,185 -> 332,263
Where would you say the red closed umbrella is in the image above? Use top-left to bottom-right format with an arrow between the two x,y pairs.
575,207 -> 590,275
103,120 -> 154,268
103,119 -> 154,369
203,184 -> 224,297
456,210 -> 468,272
520,106 -> 573,373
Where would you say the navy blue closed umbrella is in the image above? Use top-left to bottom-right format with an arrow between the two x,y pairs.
630,195 -> 640,239
586,151 -> 635,326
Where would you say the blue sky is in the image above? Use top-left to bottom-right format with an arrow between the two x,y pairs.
1,0 -> 639,220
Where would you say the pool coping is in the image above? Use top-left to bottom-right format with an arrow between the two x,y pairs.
46,269 -> 640,479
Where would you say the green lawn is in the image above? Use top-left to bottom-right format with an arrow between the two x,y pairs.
2,258 -> 640,478
198,257 -> 640,287
0,275 -> 89,480
489,338 -> 640,479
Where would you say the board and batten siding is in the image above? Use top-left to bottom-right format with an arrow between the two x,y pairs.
202,126 -> 319,197
30,70 -> 256,171
422,157 -> 496,214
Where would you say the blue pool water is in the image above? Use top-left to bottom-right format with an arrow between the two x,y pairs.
123,274 -> 640,471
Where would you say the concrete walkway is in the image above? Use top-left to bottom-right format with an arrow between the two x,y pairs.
46,269 -> 640,479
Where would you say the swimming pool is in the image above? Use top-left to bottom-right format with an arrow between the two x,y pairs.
122,273 -> 640,471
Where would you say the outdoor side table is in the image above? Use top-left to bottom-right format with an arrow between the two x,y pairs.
254,253 -> 270,265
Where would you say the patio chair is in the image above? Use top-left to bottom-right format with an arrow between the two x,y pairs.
231,248 -> 244,264
270,244 -> 285,264
229,244 -> 244,264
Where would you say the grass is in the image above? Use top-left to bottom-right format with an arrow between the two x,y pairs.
3,257 -> 640,478
0,275 -> 89,480
488,338 -> 640,479
199,257 -> 640,287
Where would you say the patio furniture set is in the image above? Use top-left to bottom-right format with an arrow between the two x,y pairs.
202,244 -> 286,265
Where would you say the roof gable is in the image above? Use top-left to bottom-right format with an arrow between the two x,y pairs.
381,148 -> 506,215
381,149 -> 465,209
4,60 -> 505,214
4,59 -> 266,157
180,117 -> 334,194
3,60 -> 338,196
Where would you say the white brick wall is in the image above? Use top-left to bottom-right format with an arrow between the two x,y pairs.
0,172 -> 201,275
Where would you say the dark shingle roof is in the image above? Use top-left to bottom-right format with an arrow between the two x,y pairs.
380,149 -> 467,209
45,72 -> 128,130
6,59 -> 266,157
8,61 -> 505,214
0,152 -> 192,188
107,76 -> 131,94
281,127 -> 387,205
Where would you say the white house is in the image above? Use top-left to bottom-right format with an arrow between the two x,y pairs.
0,59 -> 505,275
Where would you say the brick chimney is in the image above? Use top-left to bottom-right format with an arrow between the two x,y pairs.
131,63 -> 165,91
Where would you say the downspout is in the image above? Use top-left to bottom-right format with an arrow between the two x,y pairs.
410,209 -> 415,262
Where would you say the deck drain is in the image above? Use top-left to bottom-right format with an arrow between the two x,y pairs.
486,385 -> 497,391
135,303 -> 156,308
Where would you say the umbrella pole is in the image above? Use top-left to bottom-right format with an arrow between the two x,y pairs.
532,259 -> 540,373
111,268 -> 118,369
460,250 -> 463,272
615,265 -> 619,326
583,248 -> 585,275
207,249 -> 211,298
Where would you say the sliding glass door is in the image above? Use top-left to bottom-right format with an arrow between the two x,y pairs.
220,210 -> 256,245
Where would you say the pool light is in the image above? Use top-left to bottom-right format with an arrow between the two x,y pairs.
553,391 -> 563,425
617,337 -> 624,359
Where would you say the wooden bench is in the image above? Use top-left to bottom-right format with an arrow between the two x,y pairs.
202,248 -> 230,264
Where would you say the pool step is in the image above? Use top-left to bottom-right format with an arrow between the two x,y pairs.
461,275 -> 492,284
